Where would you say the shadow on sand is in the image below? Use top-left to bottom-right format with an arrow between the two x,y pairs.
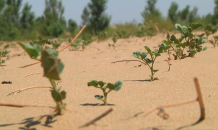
0,114 -> 58,130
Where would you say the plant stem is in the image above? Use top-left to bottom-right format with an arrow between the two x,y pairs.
49,79 -> 62,115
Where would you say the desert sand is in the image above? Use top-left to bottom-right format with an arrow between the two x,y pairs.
0,33 -> 218,130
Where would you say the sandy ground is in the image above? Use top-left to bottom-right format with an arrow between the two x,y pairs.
0,33 -> 218,130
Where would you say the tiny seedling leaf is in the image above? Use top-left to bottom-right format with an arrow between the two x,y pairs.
88,80 -> 98,87
144,46 -> 153,56
203,46 -> 208,51
133,51 -> 141,58
51,89 -> 62,102
114,80 -> 123,91
60,91 -> 66,100
141,52 -> 147,59
106,83 -> 116,90
98,81 -> 106,88
95,95 -> 104,100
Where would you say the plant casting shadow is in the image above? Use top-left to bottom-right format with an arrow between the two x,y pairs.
0,114 -> 58,130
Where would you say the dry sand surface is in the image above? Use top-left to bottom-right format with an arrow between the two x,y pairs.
0,33 -> 218,130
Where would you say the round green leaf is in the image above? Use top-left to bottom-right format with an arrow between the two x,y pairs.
88,80 -> 98,87
133,51 -> 141,58
114,80 -> 123,91
95,95 -> 103,100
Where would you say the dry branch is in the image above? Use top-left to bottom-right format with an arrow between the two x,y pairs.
7,86 -> 52,96
20,25 -> 86,68
80,108 -> 113,128
25,72 -> 41,77
0,103 -> 54,108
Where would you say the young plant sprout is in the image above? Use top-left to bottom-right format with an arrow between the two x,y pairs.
0,40 -> 10,65
133,46 -> 162,81
87,80 -> 123,105
18,42 -> 66,115
204,25 -> 218,48
108,34 -> 117,50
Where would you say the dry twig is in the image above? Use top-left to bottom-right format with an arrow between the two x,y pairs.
0,103 -> 54,108
80,108 -> 113,128
7,86 -> 52,96
25,72 -> 41,77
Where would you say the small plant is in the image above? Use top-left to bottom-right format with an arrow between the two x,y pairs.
133,46 -> 162,81
204,25 -> 218,48
0,40 -> 10,65
108,34 -> 117,50
87,80 -> 123,105
163,23 -> 208,60
30,37 -> 62,50
70,39 -> 92,51
18,42 -> 66,115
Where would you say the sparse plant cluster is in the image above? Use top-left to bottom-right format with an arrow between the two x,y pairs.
0,40 -> 10,65
131,23 -> 208,81
70,39 -> 92,51
108,34 -> 117,49
30,36 -> 62,49
160,23 -> 207,60
204,24 -> 218,47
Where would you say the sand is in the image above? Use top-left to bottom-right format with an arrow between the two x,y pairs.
0,33 -> 218,130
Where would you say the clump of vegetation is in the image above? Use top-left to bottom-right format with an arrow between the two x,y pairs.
70,39 -> 92,51
30,36 -> 62,49
0,40 -> 10,65
162,23 -> 207,60
87,80 -> 123,105
108,34 -> 117,49
133,46 -> 162,81
204,25 -> 218,47
18,42 -> 66,115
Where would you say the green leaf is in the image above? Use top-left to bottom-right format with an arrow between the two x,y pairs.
175,24 -> 182,32
133,51 -> 141,58
203,46 -> 208,51
88,80 -> 98,87
106,83 -> 116,90
191,23 -> 203,30
114,80 -> 123,91
98,81 -> 106,88
205,25 -> 212,31
153,69 -> 159,73
154,49 -> 161,57
170,35 -> 176,41
1,60 -> 5,64
51,88 -> 62,102
209,40 -> 215,45
60,91 -> 66,100
141,52 -> 147,59
18,42 -> 40,59
144,46 -> 153,56
201,39 -> 207,43
95,95 -> 103,100
59,103 -> 66,109
41,49 -> 64,80
145,58 -> 152,63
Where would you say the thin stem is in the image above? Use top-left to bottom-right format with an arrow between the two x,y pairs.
49,79 -> 62,115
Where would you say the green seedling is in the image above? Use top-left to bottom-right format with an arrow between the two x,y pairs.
87,80 -> 123,105
166,23 -> 207,59
70,39 -> 92,51
133,46 -> 162,81
47,39 -> 61,49
204,25 -> 218,48
0,40 -> 10,65
18,42 -> 66,115
108,34 -> 117,50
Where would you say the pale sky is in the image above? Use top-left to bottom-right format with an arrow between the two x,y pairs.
22,0 -> 215,25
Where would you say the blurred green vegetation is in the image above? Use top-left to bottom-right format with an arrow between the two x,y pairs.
0,0 -> 218,42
